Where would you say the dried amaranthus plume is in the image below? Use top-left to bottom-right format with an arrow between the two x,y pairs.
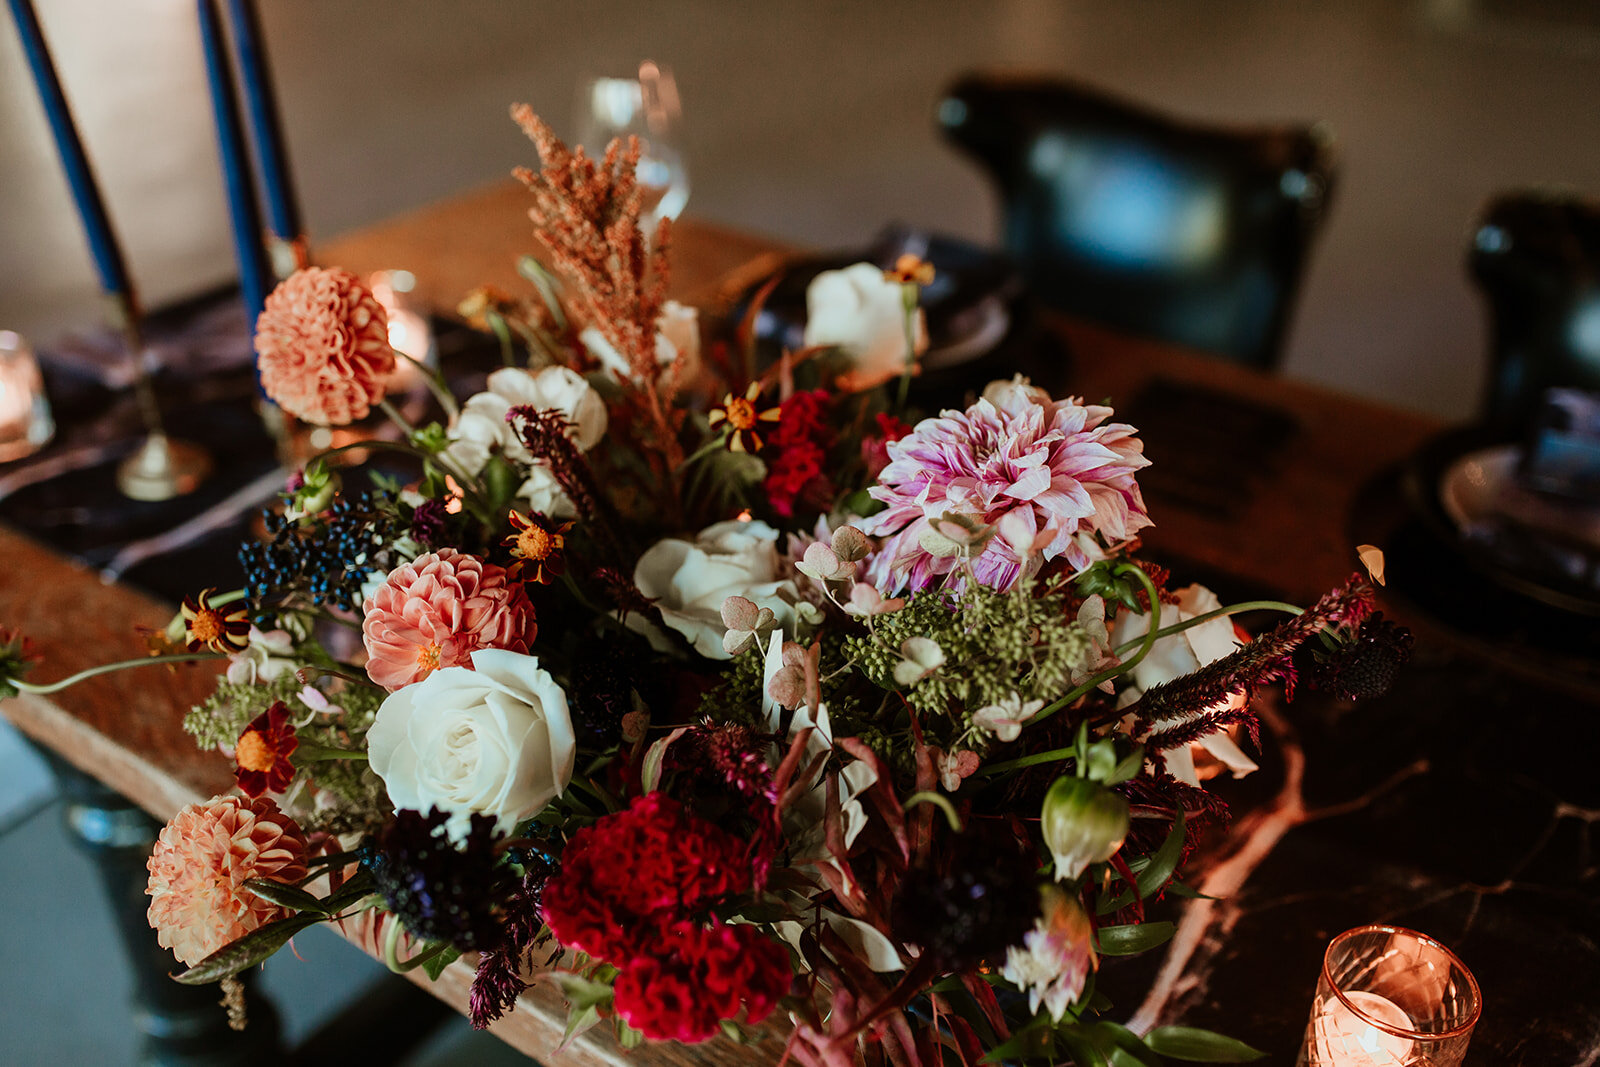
1127,575 -> 1376,733
508,105 -> 683,471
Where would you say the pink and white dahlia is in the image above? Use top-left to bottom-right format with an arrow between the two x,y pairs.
859,379 -> 1151,593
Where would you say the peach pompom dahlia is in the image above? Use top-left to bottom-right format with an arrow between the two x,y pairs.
145,795 -> 309,966
254,266 -> 395,425
362,549 -> 537,691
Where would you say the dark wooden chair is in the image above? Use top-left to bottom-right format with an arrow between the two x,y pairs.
1469,191 -> 1600,429
937,73 -> 1337,370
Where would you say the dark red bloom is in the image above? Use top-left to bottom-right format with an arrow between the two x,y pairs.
540,793 -> 754,963
233,701 -> 298,797
860,411 -> 911,479
612,921 -> 791,1042
764,389 -> 836,517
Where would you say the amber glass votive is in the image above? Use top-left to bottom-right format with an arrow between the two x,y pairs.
0,331 -> 54,462
1298,926 -> 1481,1066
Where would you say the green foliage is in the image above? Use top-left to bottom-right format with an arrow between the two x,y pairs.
184,673 -> 305,750
1143,1027 -> 1267,1061
845,579 -> 1094,746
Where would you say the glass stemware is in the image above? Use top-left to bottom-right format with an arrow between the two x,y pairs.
576,61 -> 688,232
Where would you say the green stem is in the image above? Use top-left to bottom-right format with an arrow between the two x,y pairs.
894,283 -> 917,412
393,349 -> 459,422
488,314 -> 516,368
904,791 -> 963,831
377,398 -> 417,438
381,914 -> 450,974
1029,564 -> 1163,730
14,652 -> 227,695
1109,600 -> 1304,657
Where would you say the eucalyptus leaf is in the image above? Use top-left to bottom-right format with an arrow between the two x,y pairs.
242,878 -> 334,915
1144,1027 -> 1266,1062
173,913 -> 322,984
1096,921 -> 1176,956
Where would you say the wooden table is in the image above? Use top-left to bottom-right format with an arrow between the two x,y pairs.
7,185 -> 1590,1064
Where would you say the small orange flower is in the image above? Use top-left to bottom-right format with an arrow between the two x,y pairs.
234,701 -> 298,798
503,511 -> 573,585
708,382 -> 781,453
885,253 -> 935,287
180,590 -> 250,654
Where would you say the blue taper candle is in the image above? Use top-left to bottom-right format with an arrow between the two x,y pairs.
7,0 -> 134,301
197,0 -> 272,334
222,0 -> 302,252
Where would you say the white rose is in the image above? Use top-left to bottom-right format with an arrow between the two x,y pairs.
803,262 -> 928,392
444,366 -> 608,475
631,519 -> 797,659
1110,584 -> 1258,787
367,648 -> 576,837
580,300 -> 701,387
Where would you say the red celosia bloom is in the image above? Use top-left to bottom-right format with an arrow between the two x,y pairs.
233,701 -> 298,797
540,793 -> 753,962
763,389 -> 835,517
612,921 -> 791,1042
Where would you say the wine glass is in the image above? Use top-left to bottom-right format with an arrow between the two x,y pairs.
576,61 -> 689,232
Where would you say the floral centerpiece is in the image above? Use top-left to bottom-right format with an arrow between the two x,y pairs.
2,107 -> 1412,1065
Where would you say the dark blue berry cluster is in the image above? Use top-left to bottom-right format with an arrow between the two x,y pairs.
239,490 -> 399,620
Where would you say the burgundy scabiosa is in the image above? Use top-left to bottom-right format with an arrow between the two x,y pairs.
859,382 -> 1151,593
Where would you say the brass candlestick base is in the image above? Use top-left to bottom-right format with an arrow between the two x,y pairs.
116,432 -> 212,502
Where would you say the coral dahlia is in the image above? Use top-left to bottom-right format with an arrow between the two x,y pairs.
254,267 -> 395,425
362,549 -> 536,691
145,795 -> 309,966
860,380 -> 1151,593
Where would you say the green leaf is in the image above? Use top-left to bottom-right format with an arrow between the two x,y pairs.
616,1020 -> 643,1049
173,913 -> 322,984
1054,1025 -> 1107,1067
1143,1027 -> 1266,1062
1137,812 -> 1186,900
481,455 -> 522,513
557,1003 -> 602,1050
719,1018 -> 754,1043
1092,1020 -> 1166,1066
1096,921 -> 1176,956
422,946 -> 461,981
981,1016 -> 1053,1064
1107,745 -> 1146,785
1084,738 -> 1118,783
552,972 -> 615,1012
242,878 -> 334,915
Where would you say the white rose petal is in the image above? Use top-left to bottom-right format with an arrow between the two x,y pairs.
367,648 -> 576,838
631,519 -> 797,660
803,262 -> 927,392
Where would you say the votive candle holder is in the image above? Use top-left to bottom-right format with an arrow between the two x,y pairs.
1298,925 -> 1480,1067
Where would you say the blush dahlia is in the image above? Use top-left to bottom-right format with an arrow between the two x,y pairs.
361,549 -> 537,691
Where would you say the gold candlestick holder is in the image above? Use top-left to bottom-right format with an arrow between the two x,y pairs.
106,294 -> 212,501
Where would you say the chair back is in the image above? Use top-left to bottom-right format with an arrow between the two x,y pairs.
938,74 -> 1336,369
1469,191 -> 1600,428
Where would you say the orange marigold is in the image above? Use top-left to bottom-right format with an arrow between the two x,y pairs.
145,795 -> 309,966
254,267 -> 395,425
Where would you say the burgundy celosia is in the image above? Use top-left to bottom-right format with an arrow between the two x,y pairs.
540,793 -> 753,962
860,387 -> 1151,593
612,921 -> 791,1042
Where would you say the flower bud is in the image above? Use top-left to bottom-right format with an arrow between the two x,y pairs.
1041,776 -> 1129,881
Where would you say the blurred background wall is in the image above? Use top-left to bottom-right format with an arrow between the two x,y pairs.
2,0 -> 1597,419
